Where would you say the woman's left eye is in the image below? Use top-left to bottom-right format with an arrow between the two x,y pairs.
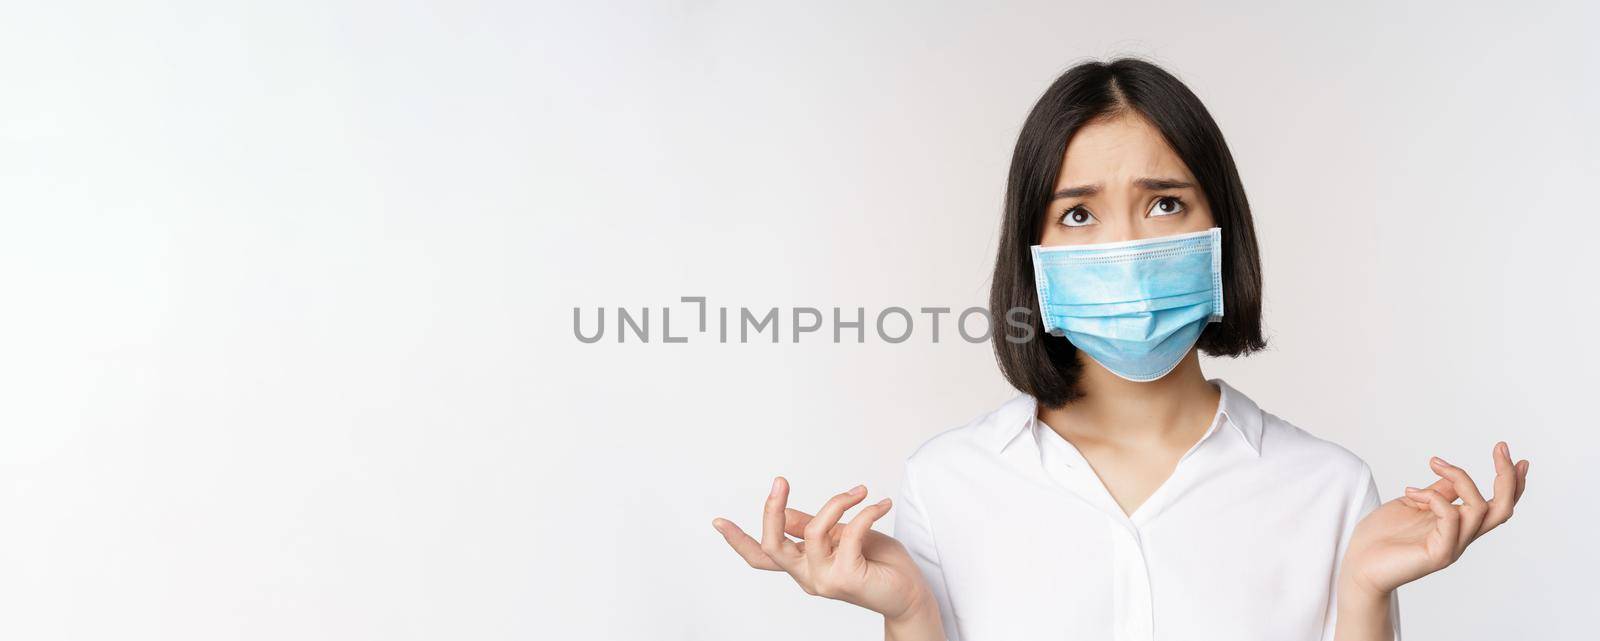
1148,196 -> 1185,217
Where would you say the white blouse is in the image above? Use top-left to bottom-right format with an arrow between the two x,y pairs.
892,379 -> 1400,641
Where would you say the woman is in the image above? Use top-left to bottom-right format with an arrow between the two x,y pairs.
710,58 -> 1528,641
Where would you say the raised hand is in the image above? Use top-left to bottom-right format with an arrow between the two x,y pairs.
1342,442 -> 1530,598
711,477 -> 939,628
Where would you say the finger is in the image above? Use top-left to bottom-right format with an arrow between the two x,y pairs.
1428,456 -> 1485,546
1400,476 -> 1459,510
1428,456 -> 1485,505
760,477 -> 801,569
1481,442 -> 1517,534
1405,486 -> 1461,566
804,485 -> 868,569
785,507 -> 848,547
1425,476 -> 1460,502
1514,459 -> 1529,502
837,497 -> 892,561
712,517 -> 782,571
784,507 -> 814,538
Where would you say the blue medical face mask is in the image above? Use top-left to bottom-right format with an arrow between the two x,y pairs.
1030,227 -> 1224,382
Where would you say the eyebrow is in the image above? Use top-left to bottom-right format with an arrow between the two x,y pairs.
1051,177 -> 1196,200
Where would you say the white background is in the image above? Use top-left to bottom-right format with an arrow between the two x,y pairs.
2,1 -> 1597,639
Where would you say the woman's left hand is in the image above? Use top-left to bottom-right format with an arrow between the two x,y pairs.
1341,442 -> 1529,598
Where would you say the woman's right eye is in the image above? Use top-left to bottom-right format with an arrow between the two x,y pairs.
1060,206 -> 1098,228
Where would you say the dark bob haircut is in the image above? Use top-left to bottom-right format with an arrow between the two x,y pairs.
989,58 -> 1266,407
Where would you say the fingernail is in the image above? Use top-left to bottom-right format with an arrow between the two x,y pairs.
1498,442 -> 1509,456
770,477 -> 782,497
849,484 -> 866,495
1431,456 -> 1448,466
711,517 -> 725,529
1404,486 -> 1421,493
879,498 -> 892,507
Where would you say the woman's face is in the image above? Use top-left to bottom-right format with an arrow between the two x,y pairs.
1038,112 -> 1215,247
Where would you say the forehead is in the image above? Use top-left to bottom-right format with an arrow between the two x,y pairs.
1057,112 -> 1193,184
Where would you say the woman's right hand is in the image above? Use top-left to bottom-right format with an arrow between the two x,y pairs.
711,476 -> 940,630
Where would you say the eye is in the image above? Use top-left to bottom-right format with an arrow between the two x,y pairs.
1148,196 -> 1186,217
1059,206 -> 1098,228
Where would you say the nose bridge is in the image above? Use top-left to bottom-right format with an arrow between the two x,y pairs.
1103,188 -> 1154,242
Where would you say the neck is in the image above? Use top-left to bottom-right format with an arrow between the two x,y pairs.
1038,350 -> 1220,444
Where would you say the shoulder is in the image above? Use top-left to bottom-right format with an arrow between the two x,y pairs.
1257,406 -> 1375,487
903,393 -> 1033,472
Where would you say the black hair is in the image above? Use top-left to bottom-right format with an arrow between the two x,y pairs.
989,58 -> 1266,407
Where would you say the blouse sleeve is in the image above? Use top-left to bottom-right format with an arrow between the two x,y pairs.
1321,464 -> 1402,641
892,457 -> 960,641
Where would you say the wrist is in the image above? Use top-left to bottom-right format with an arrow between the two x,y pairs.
1334,576 -> 1395,641
884,587 -> 944,640
1337,572 -> 1388,601
1338,574 -> 1392,607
